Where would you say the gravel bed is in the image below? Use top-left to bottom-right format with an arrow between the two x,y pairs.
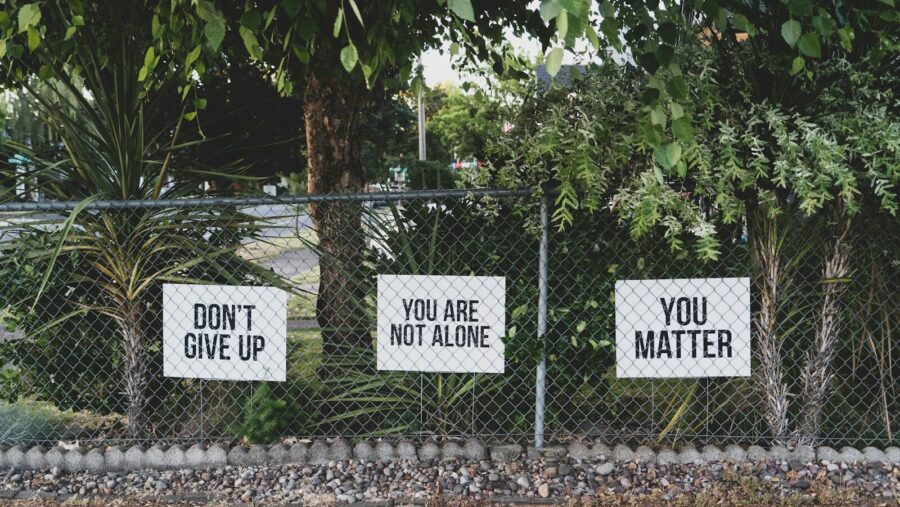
1,455 -> 897,505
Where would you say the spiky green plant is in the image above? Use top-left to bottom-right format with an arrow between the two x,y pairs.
0,41 -> 286,438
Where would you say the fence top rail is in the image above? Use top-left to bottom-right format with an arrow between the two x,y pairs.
0,188 -> 534,212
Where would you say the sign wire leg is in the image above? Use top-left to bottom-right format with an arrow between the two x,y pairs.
535,193 -> 549,448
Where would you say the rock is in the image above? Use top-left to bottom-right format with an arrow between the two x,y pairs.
657,449 -> 678,465
353,442 -> 375,461
634,446 -> 656,464
538,483 -> 550,498
597,462 -> 615,476
490,444 -> 522,461
818,446 -> 842,463
268,443 -> 291,464
375,441 -> 396,462
419,442 -> 441,461
746,445 -> 768,462
442,442 -> 465,461
840,447 -> 864,463
25,446 -> 47,470
702,445 -> 724,462
463,440 -> 486,460
396,441 -> 417,461
308,441 -> 330,465
613,444 -> 634,462
884,447 -> 900,464
558,463 -> 572,476
516,475 -> 530,489
678,447 -> 702,465
862,447 -> 887,463
329,439 -> 352,461
724,444 -> 746,461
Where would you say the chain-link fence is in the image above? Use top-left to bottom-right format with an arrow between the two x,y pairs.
0,189 -> 896,449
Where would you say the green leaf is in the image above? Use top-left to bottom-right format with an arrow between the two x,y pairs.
837,26 -> 854,51
204,18 -> 226,51
333,8 -> 343,37
449,42 -> 459,55
183,111 -> 197,121
347,0 -> 365,27
781,20 -> 801,47
0,40 -> 6,59
655,142 -> 682,169
27,25 -> 40,51
732,14 -> 756,36
654,165 -> 665,185
38,64 -> 51,80
449,0 -> 475,22
665,75 -> 687,100
64,25 -> 77,40
790,55 -> 805,75
239,26 -> 263,60
672,116 -> 693,141
72,15 -> 84,26
798,32 -> 821,58
600,18 -> 620,49
0,12 -> 10,29
17,3 -> 41,33
185,45 -> 202,68
138,66 -> 148,82
240,10 -> 262,31
545,47 -> 564,77
340,44 -> 358,72
657,22 -> 678,44
540,0 -> 561,22
599,0 -> 615,18
556,10 -> 568,41
143,47 -> 155,68
282,0 -> 302,18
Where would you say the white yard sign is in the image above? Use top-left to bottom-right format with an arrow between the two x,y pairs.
377,275 -> 506,373
163,284 -> 287,381
615,277 -> 751,378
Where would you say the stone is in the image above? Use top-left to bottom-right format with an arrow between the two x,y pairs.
884,447 -> 900,464
0,444 -> 7,469
746,445 -> 768,462
677,446 -> 702,465
657,449 -> 678,465
308,440 -> 330,465
490,444 -> 522,462
25,446 -> 47,470
862,447 -> 887,463
596,462 -> 615,476
64,446 -> 86,472
185,444 -> 212,469
396,441 -> 417,461
289,443 -> 308,464
538,483 -> 550,498
268,443 -> 291,464
227,446 -> 250,466
145,445 -> 168,469
375,441 -> 395,462
164,445 -> 186,469
590,443 -> 612,460
84,448 -> 105,473
840,447 -> 864,463
329,439 -> 352,461
463,440 -> 486,460
45,447 -> 67,471
353,441 -> 375,461
247,445 -> 270,465
418,442 -> 441,461
701,445 -> 725,462
443,442 -> 465,461
792,445 -> 815,463
567,442 -> 591,460
724,444 -> 746,461
124,445 -> 145,470
634,446 -> 656,463
6,445 -> 26,469
769,445 -> 790,462
613,444 -> 634,462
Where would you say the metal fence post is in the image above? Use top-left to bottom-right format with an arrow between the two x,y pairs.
535,192 -> 549,448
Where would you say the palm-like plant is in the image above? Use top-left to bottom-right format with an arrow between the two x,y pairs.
0,41 -> 285,438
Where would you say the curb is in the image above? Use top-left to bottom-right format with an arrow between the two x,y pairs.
1,440 -> 898,473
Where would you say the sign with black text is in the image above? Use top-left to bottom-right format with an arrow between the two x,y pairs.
377,275 -> 506,373
163,284 -> 287,381
615,278 -> 751,378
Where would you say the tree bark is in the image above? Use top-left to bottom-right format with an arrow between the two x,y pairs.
121,299 -> 148,438
796,200 -> 851,445
304,54 -> 370,368
749,205 -> 790,445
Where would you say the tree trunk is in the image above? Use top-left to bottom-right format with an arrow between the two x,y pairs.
121,299 -> 148,438
304,55 -> 370,369
749,205 -> 790,444
796,200 -> 851,445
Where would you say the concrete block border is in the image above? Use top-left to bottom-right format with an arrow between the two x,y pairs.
1,440 -> 898,472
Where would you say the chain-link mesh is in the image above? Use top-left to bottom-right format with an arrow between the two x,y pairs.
0,190 -> 896,450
